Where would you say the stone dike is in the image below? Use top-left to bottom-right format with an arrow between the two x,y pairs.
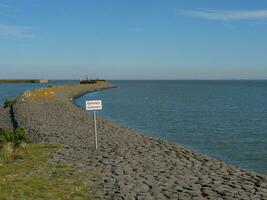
0,107 -> 13,131
1,82 -> 267,199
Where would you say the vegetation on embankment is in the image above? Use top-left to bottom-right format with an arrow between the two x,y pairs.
0,128 -> 94,199
0,144 -> 94,199
3,98 -> 17,108
0,128 -> 29,164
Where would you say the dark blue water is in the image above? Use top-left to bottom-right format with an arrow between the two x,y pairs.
76,81 -> 267,175
0,80 -> 78,105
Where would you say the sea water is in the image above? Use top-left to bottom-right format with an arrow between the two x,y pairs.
75,80 -> 267,175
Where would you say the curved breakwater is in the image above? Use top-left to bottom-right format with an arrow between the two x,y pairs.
0,82 -> 267,200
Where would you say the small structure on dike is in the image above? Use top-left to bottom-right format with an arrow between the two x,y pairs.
80,75 -> 106,84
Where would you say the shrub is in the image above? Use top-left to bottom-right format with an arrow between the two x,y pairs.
0,128 -> 29,148
0,129 -> 11,145
12,129 -> 29,147
3,98 -> 17,108
0,129 -> 29,164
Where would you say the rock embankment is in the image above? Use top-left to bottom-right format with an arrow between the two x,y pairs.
0,107 -> 13,131
8,82 -> 267,199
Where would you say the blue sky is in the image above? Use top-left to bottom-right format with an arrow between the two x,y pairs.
0,0 -> 267,80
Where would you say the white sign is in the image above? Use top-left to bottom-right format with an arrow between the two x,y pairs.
86,100 -> 102,111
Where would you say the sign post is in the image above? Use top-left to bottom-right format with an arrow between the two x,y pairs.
86,100 -> 102,150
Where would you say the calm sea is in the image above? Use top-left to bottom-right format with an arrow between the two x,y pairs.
76,80 -> 267,175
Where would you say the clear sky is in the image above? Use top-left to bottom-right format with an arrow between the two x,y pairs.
0,0 -> 267,80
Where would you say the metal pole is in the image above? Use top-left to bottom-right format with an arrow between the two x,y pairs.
93,110 -> 98,149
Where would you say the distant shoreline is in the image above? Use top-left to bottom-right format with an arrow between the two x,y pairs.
1,79 -> 267,82
0,79 -> 48,84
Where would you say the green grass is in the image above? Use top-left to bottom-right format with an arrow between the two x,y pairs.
3,98 -> 17,108
0,144 -> 94,200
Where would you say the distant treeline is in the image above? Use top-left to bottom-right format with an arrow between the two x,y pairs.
0,80 -> 48,84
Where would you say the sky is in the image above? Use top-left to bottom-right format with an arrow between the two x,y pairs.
0,0 -> 267,80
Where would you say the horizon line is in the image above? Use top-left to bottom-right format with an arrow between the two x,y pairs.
1,78 -> 267,81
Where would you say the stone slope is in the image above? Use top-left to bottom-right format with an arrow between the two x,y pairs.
0,107 -> 13,131
12,83 -> 267,200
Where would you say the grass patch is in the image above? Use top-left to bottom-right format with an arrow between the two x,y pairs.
3,98 -> 17,108
0,144 -> 93,200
